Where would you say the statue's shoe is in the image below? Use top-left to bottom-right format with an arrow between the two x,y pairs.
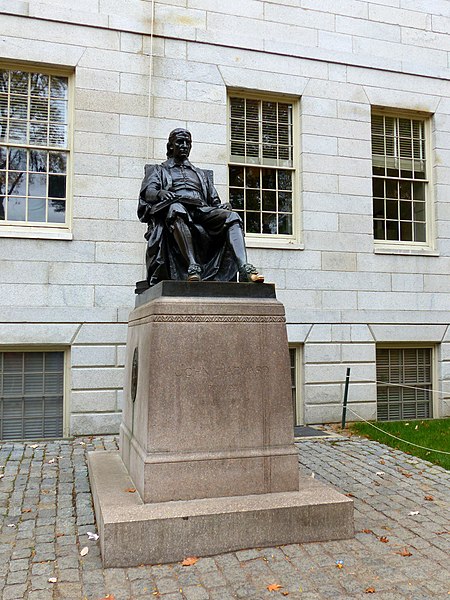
239,263 -> 264,283
187,263 -> 202,282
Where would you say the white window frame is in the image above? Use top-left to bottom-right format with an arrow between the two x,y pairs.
0,63 -> 73,240
227,91 -> 302,249
0,346 -> 70,439
371,107 -> 434,254
289,344 -> 304,426
375,344 -> 438,421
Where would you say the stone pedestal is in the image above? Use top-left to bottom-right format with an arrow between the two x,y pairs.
89,282 -> 353,566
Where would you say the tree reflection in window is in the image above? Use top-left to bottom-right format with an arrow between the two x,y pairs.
0,69 -> 68,225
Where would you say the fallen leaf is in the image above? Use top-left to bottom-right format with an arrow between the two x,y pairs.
336,560 -> 344,569
48,577 -> 57,583
345,493 -> 355,498
181,556 -> 199,566
408,511 -> 419,516
79,441 -> 86,445
401,471 -> 413,478
379,459 -> 385,465
395,547 -> 412,557
282,593 -> 289,597
267,584 -> 283,591
379,536 -> 389,543
424,495 -> 434,501
415,425 -> 418,430
22,508 -> 32,513
99,596 -> 116,600
48,459 -> 55,464
80,546 -> 89,557
362,529 -> 373,534
436,531 -> 450,535
87,531 -> 99,541
376,471 -> 385,476
126,488 -> 136,493
365,587 -> 376,594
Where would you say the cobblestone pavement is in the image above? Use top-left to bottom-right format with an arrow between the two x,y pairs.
0,434 -> 448,600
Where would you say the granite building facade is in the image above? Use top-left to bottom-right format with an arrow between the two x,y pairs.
1,0 -> 449,437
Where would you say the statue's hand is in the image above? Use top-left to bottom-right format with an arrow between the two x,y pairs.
157,190 -> 176,202
219,202 -> 232,210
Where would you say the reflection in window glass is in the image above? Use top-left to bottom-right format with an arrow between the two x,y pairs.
229,96 -> 295,236
0,68 -> 69,226
371,113 -> 428,243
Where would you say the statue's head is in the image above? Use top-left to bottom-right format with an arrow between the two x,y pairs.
167,128 -> 192,159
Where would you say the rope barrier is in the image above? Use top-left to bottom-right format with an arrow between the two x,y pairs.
345,406 -> 450,455
357,378 -> 448,396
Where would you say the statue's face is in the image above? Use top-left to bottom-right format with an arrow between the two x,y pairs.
172,132 -> 192,161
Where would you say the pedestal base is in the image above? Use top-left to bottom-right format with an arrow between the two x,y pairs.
88,450 -> 354,568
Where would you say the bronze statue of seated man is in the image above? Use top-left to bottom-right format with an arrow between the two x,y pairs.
138,128 -> 264,286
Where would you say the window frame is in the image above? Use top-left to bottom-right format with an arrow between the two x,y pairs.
0,62 -> 74,240
227,91 -> 301,248
371,107 -> 434,253
0,346 -> 70,440
289,344 -> 303,426
375,344 -> 438,421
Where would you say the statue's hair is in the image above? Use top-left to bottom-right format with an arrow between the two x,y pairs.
166,128 -> 192,157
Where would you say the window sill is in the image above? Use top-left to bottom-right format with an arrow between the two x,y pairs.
245,237 -> 304,250
0,226 -> 73,241
374,245 -> 439,257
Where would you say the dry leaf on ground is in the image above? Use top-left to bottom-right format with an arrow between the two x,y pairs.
365,587 -> 376,593
345,493 -> 355,498
362,529 -> 373,534
126,488 -> 136,493
80,547 -> 89,557
22,508 -> 32,513
379,536 -> 389,543
267,583 -> 283,591
395,547 -> 412,557
379,459 -> 385,465
48,578 -> 57,583
181,556 -> 199,566
424,495 -> 434,501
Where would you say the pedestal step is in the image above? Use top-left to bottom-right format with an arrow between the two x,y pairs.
88,450 -> 354,568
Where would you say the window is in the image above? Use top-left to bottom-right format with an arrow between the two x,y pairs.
0,68 -> 69,228
228,95 -> 295,237
371,112 -> 429,245
289,346 -> 303,426
376,347 -> 433,421
0,351 -> 64,440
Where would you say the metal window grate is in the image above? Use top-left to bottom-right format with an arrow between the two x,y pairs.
0,69 -> 69,226
229,96 -> 294,236
376,348 -> 432,421
0,351 -> 64,440
371,113 -> 428,243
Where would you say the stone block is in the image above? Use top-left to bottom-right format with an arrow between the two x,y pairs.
48,285 -> 94,308
88,451 -> 353,567
76,67 -> 120,92
71,390 -> 117,413
94,286 -> 135,309
370,324 -> 447,342
0,323 -> 78,345
71,345 -> 117,367
120,282 -> 299,503
71,413 -> 121,436
73,323 -> 128,344
304,383 -> 342,406
286,324 -> 312,343
322,252 -> 357,272
219,66 -> 308,97
304,343 -> 341,363
341,343 -> 375,363
72,366 -> 125,390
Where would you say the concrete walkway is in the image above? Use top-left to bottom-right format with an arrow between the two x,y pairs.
0,434 -> 448,600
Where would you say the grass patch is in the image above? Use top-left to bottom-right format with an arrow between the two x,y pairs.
349,418 -> 450,470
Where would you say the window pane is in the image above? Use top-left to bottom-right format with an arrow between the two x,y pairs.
28,197 -> 46,221
6,196 -> 26,221
48,199 -> 65,223
372,113 -> 428,246
229,96 -> 295,237
0,68 -> 69,226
